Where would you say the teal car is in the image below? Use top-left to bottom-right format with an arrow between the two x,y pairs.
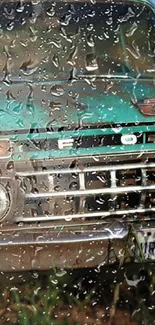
0,0 -> 155,271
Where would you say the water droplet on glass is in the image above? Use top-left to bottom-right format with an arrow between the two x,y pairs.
20,58 -> 39,75
50,85 -> 64,96
85,53 -> 98,71
87,34 -> 95,47
126,21 -> 138,37
55,269 -> 67,277
59,13 -> 72,26
7,22 -> 14,31
52,54 -> 60,68
3,7 -> 15,20
46,7 -> 55,17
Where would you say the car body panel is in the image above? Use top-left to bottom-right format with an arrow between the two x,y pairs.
0,79 -> 155,131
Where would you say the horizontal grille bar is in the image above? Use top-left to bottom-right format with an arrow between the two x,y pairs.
25,184 -> 155,199
17,161 -> 155,177
15,207 -> 155,223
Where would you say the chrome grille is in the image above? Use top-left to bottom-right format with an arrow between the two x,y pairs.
15,160 -> 155,226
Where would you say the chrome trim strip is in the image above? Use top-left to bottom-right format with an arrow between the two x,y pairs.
0,230 -> 129,245
17,162 -> 155,177
25,184 -> 155,199
0,138 -> 12,159
110,170 -> 117,210
139,168 -> 147,208
79,172 -> 86,213
79,172 -> 85,190
0,235 -> 121,244
15,207 -> 155,222
110,170 -> 117,188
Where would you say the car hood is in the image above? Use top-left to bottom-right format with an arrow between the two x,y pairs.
0,78 -> 155,132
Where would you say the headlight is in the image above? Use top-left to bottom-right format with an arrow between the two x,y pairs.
0,185 -> 10,220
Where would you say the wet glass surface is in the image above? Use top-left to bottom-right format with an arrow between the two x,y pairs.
0,0 -> 154,81
0,0 -> 154,324
0,264 -> 155,324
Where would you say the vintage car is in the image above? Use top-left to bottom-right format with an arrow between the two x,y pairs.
0,0 -> 154,271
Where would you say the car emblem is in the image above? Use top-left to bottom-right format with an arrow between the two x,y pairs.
121,134 -> 137,145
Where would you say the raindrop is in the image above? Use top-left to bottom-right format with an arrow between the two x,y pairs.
60,13 -> 72,26
49,101 -> 62,111
17,118 -> 24,128
3,57 -> 13,84
10,39 -> 16,48
87,23 -> 94,31
48,38 -> 61,48
3,7 -> 15,20
46,7 -> 55,17
51,279 -> 58,284
50,85 -> 64,96
112,126 -> 122,133
124,273 -> 145,287
90,0 -> 96,4
32,272 -> 39,279
85,53 -> 98,71
87,34 -> 95,47
126,21 -> 138,37
52,54 -> 60,68
118,7 -> 135,23
16,2 -> 24,13
34,287 -> 41,295
6,161 -> 14,172
7,22 -> 14,31
29,26 -> 38,42
20,58 -> 39,75
88,10 -> 95,18
96,197 -> 105,205
103,32 -> 110,39
68,4 -> 75,14
12,103 -> 22,114
68,67 -> 77,83
55,269 -> 67,277
106,17 -> 113,26
41,85 -> 46,92
126,40 -> 141,59
60,27 -> 72,43
67,45 -> 78,65
20,39 -> 29,47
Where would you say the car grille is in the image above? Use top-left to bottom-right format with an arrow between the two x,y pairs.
15,159 -> 155,232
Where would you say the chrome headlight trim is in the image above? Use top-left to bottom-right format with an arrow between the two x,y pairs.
0,139 -> 12,159
0,184 -> 11,221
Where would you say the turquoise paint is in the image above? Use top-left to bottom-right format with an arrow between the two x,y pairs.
0,77 -> 155,160
0,79 -> 155,132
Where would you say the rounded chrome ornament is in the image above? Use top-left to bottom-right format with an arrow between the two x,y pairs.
121,134 -> 137,145
0,184 -> 10,221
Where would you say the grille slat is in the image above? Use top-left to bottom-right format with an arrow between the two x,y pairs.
16,207 -> 155,223
24,184 -> 155,199
17,161 -> 155,177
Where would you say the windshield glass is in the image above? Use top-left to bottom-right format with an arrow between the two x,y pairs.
0,0 -> 155,81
